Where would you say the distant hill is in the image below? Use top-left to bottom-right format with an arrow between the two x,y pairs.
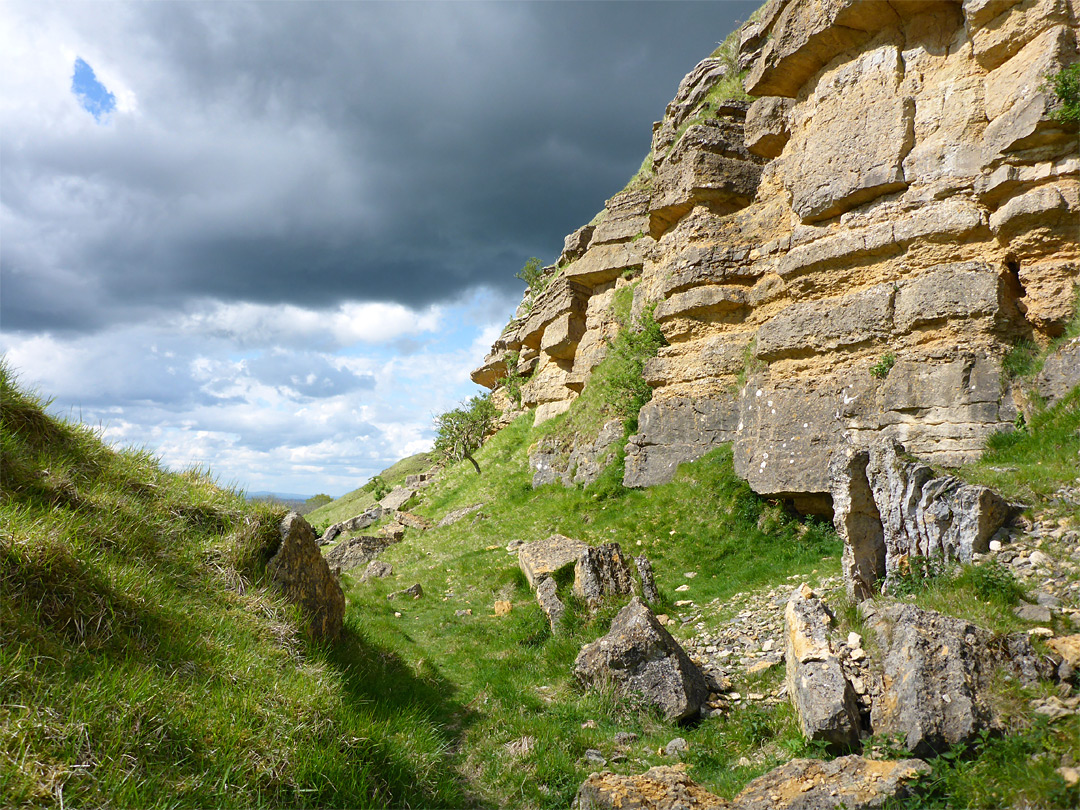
306,452 -> 433,528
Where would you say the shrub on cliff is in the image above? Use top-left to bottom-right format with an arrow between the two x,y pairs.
434,393 -> 497,474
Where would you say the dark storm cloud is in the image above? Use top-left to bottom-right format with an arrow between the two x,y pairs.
1,1 -> 758,334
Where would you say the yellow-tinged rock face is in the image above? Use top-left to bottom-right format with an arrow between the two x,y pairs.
472,0 -> 1079,508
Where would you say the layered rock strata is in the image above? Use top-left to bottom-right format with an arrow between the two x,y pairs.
473,0 -> 1079,510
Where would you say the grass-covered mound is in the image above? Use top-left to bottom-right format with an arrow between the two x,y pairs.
0,365 -> 464,809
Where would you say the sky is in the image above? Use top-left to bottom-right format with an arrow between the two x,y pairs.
1,0 -> 758,497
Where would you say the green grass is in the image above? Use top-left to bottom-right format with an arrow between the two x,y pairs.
0,365 -> 462,808
959,387 -> 1080,504
339,407 -> 842,808
307,452 -> 432,530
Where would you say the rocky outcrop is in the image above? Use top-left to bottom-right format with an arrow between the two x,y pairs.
321,506 -> 384,544
270,513 -> 345,641
830,438 -> 1010,599
322,534 -> 391,573
529,419 -> 624,488
471,0 -> 1079,510
518,534 -> 589,588
1036,337 -> 1080,404
784,585 -> 861,749
379,486 -> 415,511
574,597 -> 708,722
574,542 -> 634,609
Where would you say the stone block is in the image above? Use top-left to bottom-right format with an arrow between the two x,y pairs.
654,285 -> 750,322
755,284 -> 895,360
624,397 -> 740,488
518,534 -> 589,589
744,96 -> 793,159
562,242 -> 649,287
271,513 -> 345,641
574,543 -> 634,609
893,262 -> 1002,332
971,0 -> 1074,70
541,312 -> 586,360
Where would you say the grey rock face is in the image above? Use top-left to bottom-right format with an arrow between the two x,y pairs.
784,585 -> 861,749
870,604 -> 1001,756
323,535 -> 390,573
1036,337 -> 1080,405
574,597 -> 708,722
270,513 -> 345,642
624,396 -> 740,488
636,554 -> 660,603
536,576 -> 566,632
528,419 -> 624,489
830,438 -> 1010,598
518,534 -> 589,589
574,542 -> 634,609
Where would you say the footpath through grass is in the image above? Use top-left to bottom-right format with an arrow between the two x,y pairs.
0,365 -> 464,809
342,413 -> 842,807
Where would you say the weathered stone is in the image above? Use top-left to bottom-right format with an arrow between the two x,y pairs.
650,116 -> 762,239
541,312 -> 587,360
563,242 -> 649,287
745,0 -> 900,98
636,554 -> 660,603
573,764 -> 726,810
831,438 -> 1011,598
784,585 -> 861,749
389,583 -> 423,600
871,605 -> 991,755
1018,260 -> 1080,334
562,224 -> 596,264
574,543 -> 634,609
592,190 -> 651,245
536,576 -> 566,632
784,45 -> 913,223
404,472 -> 433,488
893,262 -> 1002,333
323,534 -> 390,573
652,55 -> 740,161
731,755 -> 930,810
1036,337 -> 1080,404
379,486 -> 415,511
321,507 -> 384,544
1048,634 -> 1080,668
518,276 -> 592,350
396,511 -> 430,531
744,96 -> 793,159
624,397 -> 740,489
359,559 -> 393,583
990,182 -> 1080,257
574,597 -> 708,722
971,0 -> 1075,70
756,284 -> 894,360
436,502 -> 484,527
654,285 -> 750,323
528,419 -> 624,489
519,534 -> 589,589
1014,603 -> 1053,622
644,334 -> 750,388
270,513 -> 345,641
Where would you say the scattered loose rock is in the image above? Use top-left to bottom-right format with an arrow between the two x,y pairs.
573,764 -> 726,810
494,599 -> 513,616
536,576 -> 566,632
379,486 -> 416,511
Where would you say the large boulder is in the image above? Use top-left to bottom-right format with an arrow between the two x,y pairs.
869,603 -> 1053,756
574,597 -> 708,722
518,534 -> 589,589
830,438 -> 1010,599
784,585 -> 862,749
270,513 -> 346,641
574,542 -> 634,609
379,486 -> 416,511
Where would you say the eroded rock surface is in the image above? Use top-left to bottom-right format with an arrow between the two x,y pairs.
518,534 -> 589,589
574,597 -> 708,722
574,542 -> 634,609
270,513 -> 345,641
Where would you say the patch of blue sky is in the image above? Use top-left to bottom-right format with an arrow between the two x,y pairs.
72,57 -> 116,122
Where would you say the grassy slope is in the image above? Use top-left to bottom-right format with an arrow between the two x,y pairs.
0,367 -> 463,809
341,413 -> 843,808
307,452 -> 432,529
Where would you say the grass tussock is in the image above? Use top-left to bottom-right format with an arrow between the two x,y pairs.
0,364 -> 463,809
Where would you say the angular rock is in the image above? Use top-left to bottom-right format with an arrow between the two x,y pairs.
270,513 -> 345,642
971,0 -> 1075,70
654,285 -> 750,323
563,242 -> 648,287
396,511 -> 430,531
624,397 -> 740,489
892,262 -> 1002,333
436,502 -> 484,528
574,542 -> 634,609
379,486 -> 416,511
1048,634 -> 1080,669
784,585 -> 861,749
744,96 -> 793,159
870,604 -> 1014,756
359,559 -> 393,583
831,438 -> 1011,598
591,190 -> 650,246
731,755 -> 930,810
756,283 -> 894,360
518,534 -> 589,589
323,535 -> 390,573
536,576 -> 566,632
573,764 -> 726,810
574,597 -> 708,722
561,224 -> 596,264
321,507 -> 384,544
636,554 -> 660,603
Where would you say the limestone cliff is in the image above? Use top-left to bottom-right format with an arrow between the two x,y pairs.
473,0 -> 1079,512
